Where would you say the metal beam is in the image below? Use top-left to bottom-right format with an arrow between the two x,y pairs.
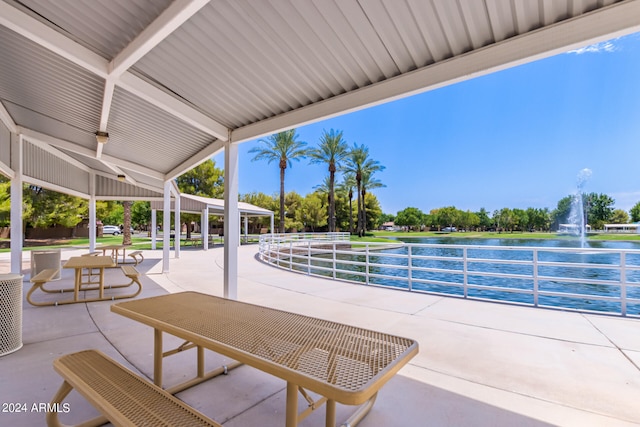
232,0 -> 640,143
165,138 -> 226,180
118,72 -> 229,140
18,127 -> 166,181
0,100 -> 17,133
22,135 -> 92,173
110,0 -> 210,77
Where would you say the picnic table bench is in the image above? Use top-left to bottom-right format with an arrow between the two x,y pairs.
47,349 -> 222,427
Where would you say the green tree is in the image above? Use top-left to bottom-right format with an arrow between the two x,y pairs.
610,209 -> 629,224
249,130 -> 307,233
363,193 -> 383,231
308,129 -> 349,232
98,201 -> 123,227
395,207 -> 424,231
131,201 -> 151,229
176,159 -> 225,237
0,177 -> 10,226
25,186 -> 86,229
343,143 -> 384,236
551,196 -> 573,230
241,192 -> 278,232
436,206 -> 459,230
585,193 -> 614,230
460,210 -> 480,231
630,202 -> 640,222
360,169 -> 385,234
475,208 -> 491,231
176,159 -> 224,198
296,192 -> 327,231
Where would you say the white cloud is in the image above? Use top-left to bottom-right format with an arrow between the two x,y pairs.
568,40 -> 618,55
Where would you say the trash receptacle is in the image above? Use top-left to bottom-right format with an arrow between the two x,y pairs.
0,274 -> 23,356
31,249 -> 61,280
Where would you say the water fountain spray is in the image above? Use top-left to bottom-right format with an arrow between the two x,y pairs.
568,168 -> 592,247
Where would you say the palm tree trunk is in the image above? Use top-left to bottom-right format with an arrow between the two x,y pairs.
279,166 -> 285,233
123,201 -> 132,245
348,191 -> 353,234
356,177 -> 362,237
329,168 -> 335,232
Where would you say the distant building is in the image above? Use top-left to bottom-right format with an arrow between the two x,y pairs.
603,223 -> 640,233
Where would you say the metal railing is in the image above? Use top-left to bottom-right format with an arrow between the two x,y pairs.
258,233 -> 640,317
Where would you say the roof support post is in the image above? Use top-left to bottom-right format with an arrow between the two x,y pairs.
202,208 -> 209,251
174,189 -> 180,259
270,214 -> 274,236
10,133 -> 22,274
88,172 -> 96,252
223,137 -> 239,300
162,181 -> 171,273
151,209 -> 157,250
244,215 -> 248,245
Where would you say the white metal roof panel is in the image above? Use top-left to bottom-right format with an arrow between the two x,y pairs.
95,174 -> 162,200
23,140 -> 89,194
0,25 -> 103,139
106,87 -> 215,174
8,0 -> 172,59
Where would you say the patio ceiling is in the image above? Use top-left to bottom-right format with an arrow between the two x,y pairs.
0,0 -> 639,198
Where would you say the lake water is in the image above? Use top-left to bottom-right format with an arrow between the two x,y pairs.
301,237 -> 640,315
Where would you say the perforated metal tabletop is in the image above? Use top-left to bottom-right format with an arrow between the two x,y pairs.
112,291 -> 418,426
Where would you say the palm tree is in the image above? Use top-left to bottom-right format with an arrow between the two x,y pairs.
249,129 -> 307,233
343,143 -> 384,236
337,173 -> 357,234
360,170 -> 385,232
307,129 -> 349,232
122,201 -> 132,245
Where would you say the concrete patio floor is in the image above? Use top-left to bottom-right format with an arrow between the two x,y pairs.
1,244 -> 639,426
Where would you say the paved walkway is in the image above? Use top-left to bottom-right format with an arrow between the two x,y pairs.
1,245 -> 639,426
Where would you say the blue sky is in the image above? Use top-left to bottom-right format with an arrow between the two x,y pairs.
215,33 -> 640,216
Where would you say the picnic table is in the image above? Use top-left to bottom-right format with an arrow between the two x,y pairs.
97,244 -> 129,264
111,292 -> 418,427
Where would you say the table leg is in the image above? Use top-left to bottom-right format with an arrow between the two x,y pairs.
99,268 -> 105,299
286,382 -> 299,427
74,269 -> 81,301
326,399 -> 336,427
154,329 -> 163,387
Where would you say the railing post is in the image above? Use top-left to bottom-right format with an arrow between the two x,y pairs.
366,244 -> 370,285
533,248 -> 539,307
307,241 -> 311,276
407,245 -> 413,291
289,241 -> 293,271
332,242 -> 336,280
463,247 -> 468,298
621,252 -> 627,316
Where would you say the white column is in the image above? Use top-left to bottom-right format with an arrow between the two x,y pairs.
224,139 -> 239,299
174,191 -> 180,259
202,208 -> 209,251
88,173 -> 96,252
270,214 -> 274,235
10,133 -> 22,274
151,209 -> 157,250
244,215 -> 248,244
162,182 -> 171,273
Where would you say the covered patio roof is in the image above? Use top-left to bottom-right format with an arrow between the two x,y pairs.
1,0 -> 639,293
151,193 -> 273,218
